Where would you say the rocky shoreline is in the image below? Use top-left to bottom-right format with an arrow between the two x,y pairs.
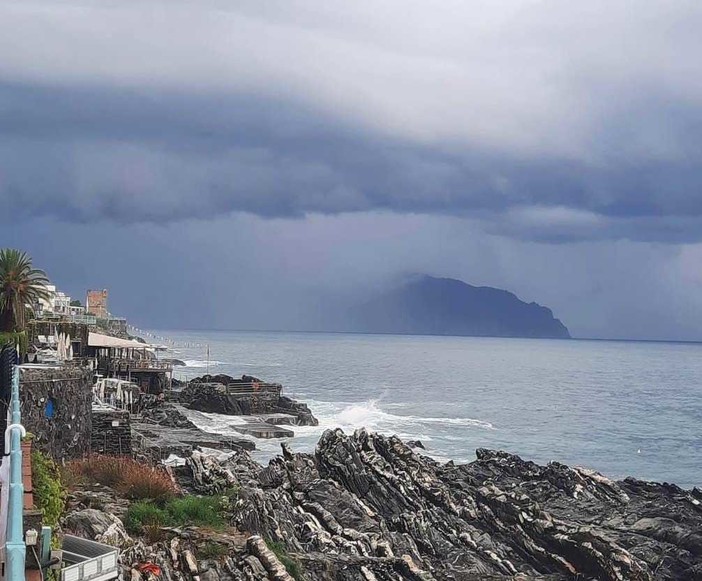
131,374 -> 319,457
62,429 -> 702,580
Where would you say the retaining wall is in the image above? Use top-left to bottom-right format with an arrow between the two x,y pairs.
19,366 -> 93,460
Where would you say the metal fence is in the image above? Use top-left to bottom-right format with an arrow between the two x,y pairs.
60,535 -> 119,581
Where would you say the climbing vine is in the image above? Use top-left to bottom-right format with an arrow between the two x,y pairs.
32,450 -> 67,529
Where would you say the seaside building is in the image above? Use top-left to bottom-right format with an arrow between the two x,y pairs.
86,289 -> 109,319
35,285 -> 72,317
86,332 -> 172,393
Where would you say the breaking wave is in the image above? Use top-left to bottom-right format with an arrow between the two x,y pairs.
182,359 -> 226,368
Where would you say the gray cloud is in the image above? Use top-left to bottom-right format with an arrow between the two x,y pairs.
1,1 -> 702,242
2,1 -> 702,341
2,81 -> 702,243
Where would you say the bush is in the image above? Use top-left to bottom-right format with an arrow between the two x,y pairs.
65,456 -> 177,501
32,451 -> 67,528
166,496 -> 224,529
125,502 -> 170,534
126,496 -> 226,536
0,331 -> 28,355
267,540 -> 303,580
119,462 -> 178,501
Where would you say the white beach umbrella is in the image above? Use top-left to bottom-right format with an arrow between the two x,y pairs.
56,333 -> 63,360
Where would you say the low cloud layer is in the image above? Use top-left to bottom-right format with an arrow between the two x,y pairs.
2,1 -> 702,243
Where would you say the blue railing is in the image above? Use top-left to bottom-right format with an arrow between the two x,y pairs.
4,347 -> 26,581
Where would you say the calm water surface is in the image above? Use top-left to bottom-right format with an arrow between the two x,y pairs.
153,331 -> 702,488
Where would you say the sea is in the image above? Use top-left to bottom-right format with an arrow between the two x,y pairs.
147,330 -> 702,489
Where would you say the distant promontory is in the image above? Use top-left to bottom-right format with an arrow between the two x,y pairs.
345,275 -> 571,339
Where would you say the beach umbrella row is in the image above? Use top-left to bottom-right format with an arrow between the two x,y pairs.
55,331 -> 73,361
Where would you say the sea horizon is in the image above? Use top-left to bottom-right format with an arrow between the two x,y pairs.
144,328 -> 702,489
141,326 -> 702,347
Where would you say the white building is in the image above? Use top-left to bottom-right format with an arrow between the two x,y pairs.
35,284 -> 73,317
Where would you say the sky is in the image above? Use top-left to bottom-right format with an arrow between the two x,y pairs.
1,0 -> 702,340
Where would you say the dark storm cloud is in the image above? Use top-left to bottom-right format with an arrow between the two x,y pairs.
1,1 -> 702,243
2,80 -> 702,242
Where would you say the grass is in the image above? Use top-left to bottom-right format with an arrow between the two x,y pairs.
167,496 -> 224,528
64,455 -> 178,501
124,502 -> 170,534
125,496 -> 225,535
267,539 -> 304,580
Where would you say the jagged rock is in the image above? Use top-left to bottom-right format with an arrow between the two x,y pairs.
187,429 -> 701,580
180,377 -> 319,426
186,449 -> 238,494
64,429 -> 702,581
140,401 -> 198,429
247,536 -> 295,581
63,508 -> 133,549
66,487 -> 131,518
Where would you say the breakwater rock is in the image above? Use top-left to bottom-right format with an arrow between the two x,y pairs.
185,429 -> 702,580
179,375 -> 318,426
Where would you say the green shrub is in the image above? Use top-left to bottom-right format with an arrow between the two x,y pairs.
32,451 -> 67,528
166,496 -> 224,529
126,495 -> 226,536
125,502 -> 171,534
267,540 -> 303,580
0,331 -> 28,355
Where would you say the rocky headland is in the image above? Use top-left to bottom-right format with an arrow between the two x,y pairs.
63,429 -> 702,581
344,276 -> 571,339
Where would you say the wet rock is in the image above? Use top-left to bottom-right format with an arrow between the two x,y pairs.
140,401 -> 198,429
180,376 -> 319,426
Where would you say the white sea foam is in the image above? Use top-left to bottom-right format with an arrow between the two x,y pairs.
183,359 -> 225,368
184,398 -> 493,466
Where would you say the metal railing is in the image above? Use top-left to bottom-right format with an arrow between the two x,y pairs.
190,381 -> 282,396
2,345 -> 27,581
112,358 -> 173,371
60,535 -> 119,581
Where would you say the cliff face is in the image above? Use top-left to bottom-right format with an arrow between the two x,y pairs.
349,275 -> 571,339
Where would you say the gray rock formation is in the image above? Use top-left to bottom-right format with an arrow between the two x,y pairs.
179,378 -> 319,426
63,508 -> 133,549
212,429 -> 701,580
63,429 -> 702,580
140,401 -> 198,429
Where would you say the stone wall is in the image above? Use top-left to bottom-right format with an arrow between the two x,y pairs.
92,408 -> 132,455
19,366 -> 93,460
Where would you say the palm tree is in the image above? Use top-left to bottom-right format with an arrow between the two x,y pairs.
0,249 -> 50,332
